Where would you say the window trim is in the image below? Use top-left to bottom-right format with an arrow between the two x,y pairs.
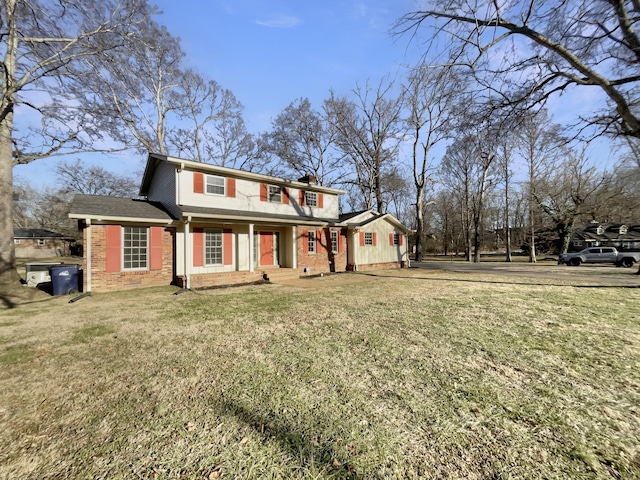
308,230 -> 316,254
268,184 -> 282,203
204,228 -> 223,266
123,226 -> 149,271
205,174 -> 226,196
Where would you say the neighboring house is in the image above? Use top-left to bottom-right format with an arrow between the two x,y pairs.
13,229 -> 75,258
69,153 -> 411,293
570,222 -> 640,251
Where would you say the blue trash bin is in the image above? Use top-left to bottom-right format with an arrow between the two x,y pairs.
49,264 -> 80,296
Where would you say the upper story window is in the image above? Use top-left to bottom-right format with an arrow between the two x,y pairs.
268,185 -> 282,203
123,226 -> 148,270
206,175 -> 226,196
364,232 -> 373,246
305,191 -> 317,207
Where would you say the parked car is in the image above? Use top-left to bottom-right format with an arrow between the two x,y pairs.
558,247 -> 640,267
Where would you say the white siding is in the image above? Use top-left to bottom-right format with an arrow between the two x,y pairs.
178,170 -> 340,220
355,220 -> 408,266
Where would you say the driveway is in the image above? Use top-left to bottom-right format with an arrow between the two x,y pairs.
412,259 -> 640,287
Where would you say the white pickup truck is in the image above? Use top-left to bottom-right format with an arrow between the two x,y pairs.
558,247 -> 640,267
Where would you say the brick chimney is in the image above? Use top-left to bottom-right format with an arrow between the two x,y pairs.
298,174 -> 316,185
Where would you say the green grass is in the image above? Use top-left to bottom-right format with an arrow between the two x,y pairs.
0,270 -> 639,479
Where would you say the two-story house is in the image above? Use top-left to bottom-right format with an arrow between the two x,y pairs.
69,153 -> 411,292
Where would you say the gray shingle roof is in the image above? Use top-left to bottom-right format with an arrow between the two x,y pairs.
70,194 -> 175,221
14,228 -> 67,238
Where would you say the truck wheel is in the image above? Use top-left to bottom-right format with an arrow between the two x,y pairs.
620,258 -> 634,268
570,258 -> 582,266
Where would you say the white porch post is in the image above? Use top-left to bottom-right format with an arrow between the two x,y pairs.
249,223 -> 254,272
85,220 -> 92,292
292,226 -> 297,269
184,220 -> 191,289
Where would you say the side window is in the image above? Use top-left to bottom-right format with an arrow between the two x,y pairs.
308,231 -> 316,254
331,231 -> 338,253
37,239 -> 45,246
364,232 -> 373,246
123,226 -> 148,270
393,233 -> 400,246
206,175 -> 226,195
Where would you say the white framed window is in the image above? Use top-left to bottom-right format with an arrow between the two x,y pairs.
331,231 -> 338,253
123,226 -> 148,270
393,233 -> 400,246
37,239 -> 45,246
305,191 -> 317,207
308,231 -> 316,254
14,239 -> 21,244
268,185 -> 282,203
364,232 -> 373,246
206,175 -> 226,196
205,229 -> 223,265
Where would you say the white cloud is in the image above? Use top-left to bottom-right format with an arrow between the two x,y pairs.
255,15 -> 301,28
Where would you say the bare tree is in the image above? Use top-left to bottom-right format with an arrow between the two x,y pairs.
401,65 -> 456,260
168,72 -> 253,167
262,98 -> 343,186
325,78 -> 404,212
398,1 -> 640,140
518,110 -> 566,262
1,0 -> 156,286
535,149 -> 609,254
56,159 -> 139,197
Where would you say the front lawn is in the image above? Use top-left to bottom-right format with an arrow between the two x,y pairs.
1,270 -> 639,479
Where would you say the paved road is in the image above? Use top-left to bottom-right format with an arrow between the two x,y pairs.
412,260 -> 640,287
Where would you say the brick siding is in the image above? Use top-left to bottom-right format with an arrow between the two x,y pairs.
86,224 -> 175,292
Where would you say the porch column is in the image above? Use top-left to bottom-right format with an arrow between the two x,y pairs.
249,223 -> 254,272
85,220 -> 92,292
184,220 -> 191,289
292,226 -> 297,269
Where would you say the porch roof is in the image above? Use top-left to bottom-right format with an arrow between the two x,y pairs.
69,194 -> 176,223
178,205 -> 339,226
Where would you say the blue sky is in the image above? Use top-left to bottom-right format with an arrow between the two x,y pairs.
14,0 -> 425,189
157,0 -> 422,132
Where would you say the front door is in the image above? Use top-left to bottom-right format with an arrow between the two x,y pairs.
259,231 -> 275,266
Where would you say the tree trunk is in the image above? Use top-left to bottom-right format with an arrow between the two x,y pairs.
415,188 -> 424,261
0,116 -> 18,287
0,0 -> 19,287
